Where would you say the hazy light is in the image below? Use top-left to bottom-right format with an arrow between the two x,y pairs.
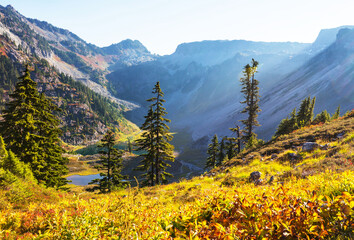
0,0 -> 353,55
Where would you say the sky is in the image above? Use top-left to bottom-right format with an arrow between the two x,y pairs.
0,0 -> 353,55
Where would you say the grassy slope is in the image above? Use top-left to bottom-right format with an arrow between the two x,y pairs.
0,112 -> 353,239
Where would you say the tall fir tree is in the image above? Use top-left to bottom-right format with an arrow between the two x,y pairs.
0,65 -> 68,188
89,131 -> 126,193
217,137 -> 227,166
275,108 -> 298,136
332,105 -> 341,120
226,137 -> 236,160
230,124 -> 242,155
297,96 -> 316,127
313,110 -> 331,124
135,82 -> 174,186
240,59 -> 261,143
135,107 -> 156,186
205,134 -> 219,169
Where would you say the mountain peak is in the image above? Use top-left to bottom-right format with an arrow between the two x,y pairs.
311,25 -> 354,51
102,39 -> 151,55
107,39 -> 148,52
5,4 -> 15,11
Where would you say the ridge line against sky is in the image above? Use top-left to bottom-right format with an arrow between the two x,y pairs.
0,0 -> 353,55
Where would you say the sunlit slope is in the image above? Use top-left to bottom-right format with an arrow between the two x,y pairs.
0,112 -> 353,239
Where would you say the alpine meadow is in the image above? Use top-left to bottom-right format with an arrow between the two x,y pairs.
0,2 -> 353,239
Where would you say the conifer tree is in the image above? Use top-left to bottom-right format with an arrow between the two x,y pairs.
0,65 -> 68,188
297,96 -> 316,127
135,82 -> 174,186
230,125 -> 242,155
288,108 -> 298,130
226,137 -> 237,160
89,131 -> 126,193
313,110 -> 331,124
127,137 -> 133,154
135,107 -> 155,186
275,108 -> 298,136
240,59 -> 261,143
205,134 -> 219,169
332,105 -> 341,120
217,137 -> 227,166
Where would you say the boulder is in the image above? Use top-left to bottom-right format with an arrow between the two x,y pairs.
249,171 -> 261,182
288,152 -> 303,161
254,179 -> 263,186
302,142 -> 320,152
336,131 -> 345,139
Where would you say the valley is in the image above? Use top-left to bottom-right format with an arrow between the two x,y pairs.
0,2 -> 353,239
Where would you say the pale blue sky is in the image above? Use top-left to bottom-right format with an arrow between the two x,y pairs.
0,0 -> 353,55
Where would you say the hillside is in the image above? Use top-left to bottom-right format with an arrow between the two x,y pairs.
0,5 -> 144,144
1,111 -> 353,239
107,26 -> 353,147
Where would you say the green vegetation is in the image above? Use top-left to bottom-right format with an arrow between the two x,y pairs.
0,111 -> 352,239
275,96 -> 343,137
135,82 -> 175,186
0,65 -> 68,188
0,52 -> 138,145
240,59 -> 261,145
205,134 -> 219,169
88,131 -> 127,193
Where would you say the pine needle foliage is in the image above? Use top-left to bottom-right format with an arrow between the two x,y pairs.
332,105 -> 341,120
275,96 -> 316,137
217,137 -> 227,166
297,96 -> 316,127
313,110 -> 331,124
88,131 -> 127,193
135,82 -> 174,186
0,65 -> 68,188
239,59 -> 261,142
205,134 -> 219,169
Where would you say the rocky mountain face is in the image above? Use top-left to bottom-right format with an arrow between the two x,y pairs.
0,4 -> 352,155
0,5 -> 154,107
0,5 -> 147,144
107,26 -> 354,152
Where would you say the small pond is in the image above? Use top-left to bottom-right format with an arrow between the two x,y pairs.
67,174 -> 101,186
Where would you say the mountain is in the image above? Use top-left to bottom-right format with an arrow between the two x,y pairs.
107,26 -> 354,161
102,39 -> 156,71
0,5 -> 151,144
0,4 -> 352,162
194,27 -> 354,141
257,28 -> 354,138
310,25 -> 354,53
107,40 -> 311,124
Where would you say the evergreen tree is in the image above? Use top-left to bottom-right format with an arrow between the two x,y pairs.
332,105 -> 341,120
297,96 -> 316,127
217,137 -> 227,166
230,125 -> 242,155
240,59 -> 261,142
135,82 -> 174,186
226,137 -> 237,160
205,134 -> 219,169
127,137 -> 133,154
288,108 -> 298,130
0,65 -> 68,188
313,110 -> 331,124
275,108 -> 298,136
275,117 -> 290,136
135,107 -> 155,186
89,131 -> 126,193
